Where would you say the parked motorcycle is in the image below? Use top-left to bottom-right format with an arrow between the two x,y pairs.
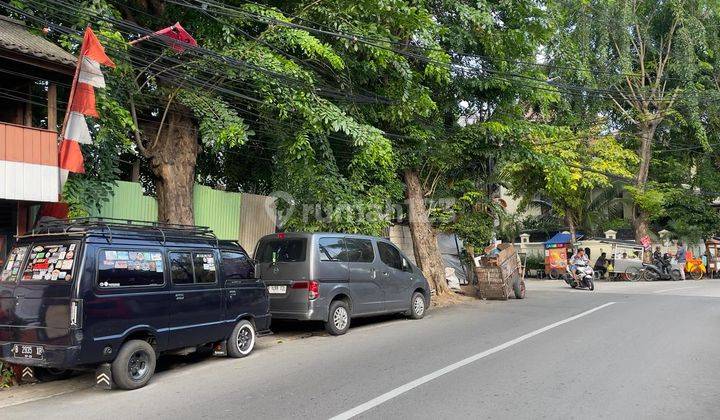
564,261 -> 595,291
642,253 -> 682,281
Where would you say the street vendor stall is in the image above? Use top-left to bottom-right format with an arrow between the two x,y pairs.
602,240 -> 645,281
544,232 -> 580,279
705,238 -> 720,278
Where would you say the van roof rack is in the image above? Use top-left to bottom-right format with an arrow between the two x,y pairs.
23,217 -> 218,246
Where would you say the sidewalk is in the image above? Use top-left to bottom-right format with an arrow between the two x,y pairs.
0,328 -> 324,408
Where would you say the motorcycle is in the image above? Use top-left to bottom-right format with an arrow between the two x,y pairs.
564,261 -> 595,291
642,253 -> 682,281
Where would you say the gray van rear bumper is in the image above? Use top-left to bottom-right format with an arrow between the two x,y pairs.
270,298 -> 328,321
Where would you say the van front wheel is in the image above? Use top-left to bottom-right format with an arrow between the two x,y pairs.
227,319 -> 256,358
409,292 -> 426,319
325,300 -> 350,335
111,340 -> 156,390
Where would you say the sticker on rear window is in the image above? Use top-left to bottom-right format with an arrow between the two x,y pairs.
21,244 -> 78,282
1,247 -> 28,283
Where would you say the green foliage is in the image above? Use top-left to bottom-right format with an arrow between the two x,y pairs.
178,91 -> 253,149
658,188 -> 720,242
0,361 -> 14,388
438,181 -> 497,247
524,254 -> 545,271
625,184 -> 667,221
547,0 -> 720,240
504,125 -> 638,236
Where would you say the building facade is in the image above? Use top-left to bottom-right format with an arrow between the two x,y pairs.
0,16 -> 75,263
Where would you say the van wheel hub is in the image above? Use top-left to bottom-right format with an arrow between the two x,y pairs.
333,307 -> 348,330
237,326 -> 253,353
128,350 -> 150,381
413,296 -> 425,316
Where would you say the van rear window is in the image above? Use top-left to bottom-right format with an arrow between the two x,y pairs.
256,238 -> 307,263
20,243 -> 79,282
1,246 -> 28,283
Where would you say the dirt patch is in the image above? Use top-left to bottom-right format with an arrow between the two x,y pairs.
431,292 -> 474,308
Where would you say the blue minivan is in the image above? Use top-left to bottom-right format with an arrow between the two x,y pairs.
0,218 -> 270,389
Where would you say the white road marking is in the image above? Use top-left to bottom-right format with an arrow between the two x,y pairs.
329,302 -> 617,420
652,286 -> 701,294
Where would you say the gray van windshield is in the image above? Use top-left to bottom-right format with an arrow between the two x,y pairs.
256,238 -> 307,263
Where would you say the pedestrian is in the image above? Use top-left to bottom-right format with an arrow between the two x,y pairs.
594,252 -> 608,278
676,241 -> 687,280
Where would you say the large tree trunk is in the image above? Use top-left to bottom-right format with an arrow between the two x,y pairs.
632,122 -> 657,244
141,108 -> 198,225
404,169 -> 450,296
565,212 -> 576,245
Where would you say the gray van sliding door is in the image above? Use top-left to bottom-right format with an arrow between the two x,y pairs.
344,238 -> 384,315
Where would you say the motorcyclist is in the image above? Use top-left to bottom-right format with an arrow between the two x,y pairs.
652,246 -> 668,274
570,248 -> 589,280
653,246 -> 662,262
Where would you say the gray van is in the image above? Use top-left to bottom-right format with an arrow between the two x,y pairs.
254,233 -> 430,335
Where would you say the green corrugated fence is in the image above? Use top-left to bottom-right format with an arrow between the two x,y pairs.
92,181 -> 242,240
95,181 -> 158,222
193,184 -> 241,240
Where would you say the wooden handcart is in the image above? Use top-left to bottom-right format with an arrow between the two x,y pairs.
473,243 -> 526,300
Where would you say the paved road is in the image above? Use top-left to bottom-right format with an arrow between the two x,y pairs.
3,280 -> 720,419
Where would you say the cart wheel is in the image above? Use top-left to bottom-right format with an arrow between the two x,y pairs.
625,266 -> 641,282
690,270 -> 703,280
549,269 -> 561,280
513,279 -> 526,299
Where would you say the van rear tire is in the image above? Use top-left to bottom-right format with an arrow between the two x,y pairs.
325,300 -> 350,335
227,320 -> 256,358
112,340 -> 156,390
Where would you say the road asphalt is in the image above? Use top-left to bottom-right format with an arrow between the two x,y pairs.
2,279 -> 719,419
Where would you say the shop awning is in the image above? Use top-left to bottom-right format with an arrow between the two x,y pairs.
545,232 -> 583,245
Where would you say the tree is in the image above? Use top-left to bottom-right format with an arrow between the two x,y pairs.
548,0 -> 719,243
504,125 -> 638,243
18,0 -> 399,228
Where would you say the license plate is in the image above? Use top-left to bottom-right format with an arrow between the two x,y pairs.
267,285 -> 287,294
11,344 -> 44,360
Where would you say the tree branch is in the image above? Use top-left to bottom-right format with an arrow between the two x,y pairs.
128,94 -> 147,156
152,87 -> 181,151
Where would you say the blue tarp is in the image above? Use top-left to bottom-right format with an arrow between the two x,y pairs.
545,232 -> 583,245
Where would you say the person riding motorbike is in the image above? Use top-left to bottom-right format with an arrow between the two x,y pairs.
651,246 -> 670,274
570,248 -> 590,280
653,246 -> 663,263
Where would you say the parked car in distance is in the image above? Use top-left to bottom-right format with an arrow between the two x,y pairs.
0,218 -> 270,390
254,232 -> 430,335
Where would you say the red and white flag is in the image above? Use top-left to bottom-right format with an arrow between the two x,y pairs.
157,22 -> 197,52
59,27 -> 115,188
131,22 -> 197,53
64,112 -> 92,144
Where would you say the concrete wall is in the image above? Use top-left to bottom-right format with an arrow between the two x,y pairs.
515,239 -> 707,263
498,186 -> 541,218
